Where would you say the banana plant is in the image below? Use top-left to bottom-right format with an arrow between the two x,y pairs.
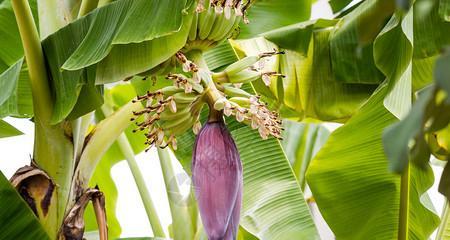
1,0 -> 450,240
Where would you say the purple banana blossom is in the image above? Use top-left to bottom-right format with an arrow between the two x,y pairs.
192,117 -> 243,240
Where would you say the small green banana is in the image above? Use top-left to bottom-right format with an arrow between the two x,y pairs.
167,115 -> 197,135
159,112 -> 193,130
159,105 -> 192,121
223,85 -> 251,98
229,97 -> 250,108
173,92 -> 198,104
227,69 -> 260,83
224,55 -> 260,76
198,7 -> 216,40
216,15 -> 241,41
207,11 -> 228,41
189,12 -> 199,41
160,86 -> 184,96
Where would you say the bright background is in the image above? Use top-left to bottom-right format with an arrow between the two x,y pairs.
0,1 -> 446,239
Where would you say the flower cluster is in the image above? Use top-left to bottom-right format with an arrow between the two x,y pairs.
131,91 -> 178,150
223,95 -> 282,139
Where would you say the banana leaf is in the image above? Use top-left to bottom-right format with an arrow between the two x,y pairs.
41,0 -> 192,123
307,85 -> 439,239
0,119 -> 23,138
238,0 -> 312,39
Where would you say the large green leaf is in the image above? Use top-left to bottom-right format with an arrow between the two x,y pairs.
307,85 -> 439,239
175,119 -> 319,239
330,0 -> 393,84
60,0 -> 187,71
94,11 -> 193,84
41,0 -> 192,123
238,0 -> 312,39
0,119 -> 23,138
0,171 -> 50,239
234,33 -> 377,122
374,11 -> 413,120
414,0 -> 450,59
262,19 -> 337,56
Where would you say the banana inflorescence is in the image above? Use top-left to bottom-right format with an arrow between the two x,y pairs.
130,48 -> 284,150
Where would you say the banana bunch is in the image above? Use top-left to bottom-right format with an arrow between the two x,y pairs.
188,0 -> 249,46
131,50 -> 283,150
131,83 -> 205,150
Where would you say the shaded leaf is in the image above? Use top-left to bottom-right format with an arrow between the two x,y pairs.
330,0 -> 393,84
263,19 -> 337,55
238,0 -> 312,39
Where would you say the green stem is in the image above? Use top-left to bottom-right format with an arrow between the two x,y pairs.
78,0 -> 99,18
157,148 -> 195,240
398,163 -> 410,240
12,1 -> 75,237
187,50 -> 223,109
12,0 -> 53,123
112,119 -> 166,237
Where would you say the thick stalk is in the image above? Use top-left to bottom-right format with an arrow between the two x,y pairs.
398,163 -> 410,240
187,50 -> 223,107
12,0 -> 52,123
106,106 -> 166,237
78,0 -> 99,18
12,1 -> 74,237
157,148 -> 195,239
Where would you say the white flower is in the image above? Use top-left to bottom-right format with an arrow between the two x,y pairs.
193,120 -> 202,135
168,98 -> 177,113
